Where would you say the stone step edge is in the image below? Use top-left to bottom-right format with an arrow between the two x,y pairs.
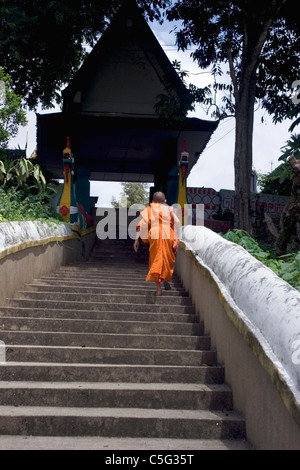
4,346 -> 215,364
0,405 -> 244,421
0,362 -> 225,384
0,308 -> 197,322
0,330 -> 204,339
0,435 -> 252,450
3,344 -> 210,354
0,316 -> 201,328
12,295 -> 192,308
0,362 -> 222,371
0,389 -> 233,411
15,291 -> 190,300
0,381 -> 229,392
23,288 -> 187,298
0,405 -> 246,439
26,284 -> 186,292
7,300 -> 193,311
34,281 -> 183,289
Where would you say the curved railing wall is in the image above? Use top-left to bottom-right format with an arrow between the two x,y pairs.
0,221 -> 96,305
176,226 -> 300,450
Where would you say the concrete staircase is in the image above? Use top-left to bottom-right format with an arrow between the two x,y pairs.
0,238 -> 251,449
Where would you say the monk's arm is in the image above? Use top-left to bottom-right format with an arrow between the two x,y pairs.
172,239 -> 179,254
133,228 -> 140,252
171,209 -> 181,254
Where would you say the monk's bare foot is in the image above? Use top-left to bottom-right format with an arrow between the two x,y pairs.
156,282 -> 162,296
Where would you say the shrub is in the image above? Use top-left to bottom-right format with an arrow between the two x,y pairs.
0,187 -> 61,223
221,229 -> 300,292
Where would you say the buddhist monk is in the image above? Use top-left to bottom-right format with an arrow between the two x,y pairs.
133,191 -> 180,296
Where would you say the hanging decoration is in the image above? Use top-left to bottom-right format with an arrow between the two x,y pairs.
56,137 -> 79,226
176,139 -> 189,225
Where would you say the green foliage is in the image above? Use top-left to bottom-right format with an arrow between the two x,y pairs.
0,0 -> 169,109
279,134 -> 300,162
111,182 -> 150,208
0,187 -> 61,223
278,253 -> 300,288
221,229 -> 300,292
0,157 -> 46,192
257,162 -> 293,196
154,91 -> 194,122
256,134 -> 300,195
166,1 -> 299,123
0,154 -> 62,223
0,67 -> 27,148
154,60 -> 212,122
222,229 -> 271,263
0,0 -> 113,108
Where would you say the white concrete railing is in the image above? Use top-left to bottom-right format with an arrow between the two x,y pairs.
0,221 -> 96,306
0,221 -> 74,257
180,226 -> 300,420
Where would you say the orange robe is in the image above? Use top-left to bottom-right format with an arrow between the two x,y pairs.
136,203 -> 180,282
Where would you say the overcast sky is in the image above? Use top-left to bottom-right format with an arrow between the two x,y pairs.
10,17 -> 295,207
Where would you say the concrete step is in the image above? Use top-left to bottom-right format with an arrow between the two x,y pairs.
37,277 -> 183,290
56,261 -> 149,270
45,269 -> 180,282
56,265 -> 149,273
14,291 -> 192,306
90,246 -> 147,255
0,435 -> 252,450
0,330 -> 209,349
0,406 -> 246,439
88,258 -> 148,266
89,252 -> 142,260
53,265 -> 160,275
4,345 -> 217,366
0,316 -> 202,336
0,307 -> 197,323
25,284 -> 187,297
7,299 -> 194,314
0,363 -> 225,384
90,246 -> 138,253
0,382 -> 231,409
35,278 -> 183,289
60,257 -> 148,265
38,273 -> 181,283
89,255 -> 145,262
0,239 -> 251,448
44,266 -> 165,276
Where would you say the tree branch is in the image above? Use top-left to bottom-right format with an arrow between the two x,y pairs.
226,47 -> 239,105
244,0 -> 287,77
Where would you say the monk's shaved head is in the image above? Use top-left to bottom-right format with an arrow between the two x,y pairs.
153,191 -> 166,203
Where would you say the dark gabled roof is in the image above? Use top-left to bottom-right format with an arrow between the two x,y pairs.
37,0 -> 219,184
62,0 -> 188,107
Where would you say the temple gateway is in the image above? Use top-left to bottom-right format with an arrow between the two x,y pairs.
37,0 -> 218,216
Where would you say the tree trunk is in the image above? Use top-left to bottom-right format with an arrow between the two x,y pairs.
264,211 -> 279,239
275,156 -> 300,255
227,4 -> 282,232
233,72 -> 256,233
